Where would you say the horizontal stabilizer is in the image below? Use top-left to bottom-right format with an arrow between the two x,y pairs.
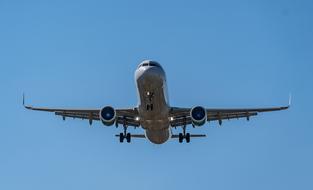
115,134 -> 146,138
172,134 -> 206,138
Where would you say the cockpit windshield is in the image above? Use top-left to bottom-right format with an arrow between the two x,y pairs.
149,62 -> 160,67
138,61 -> 161,68
142,63 -> 149,67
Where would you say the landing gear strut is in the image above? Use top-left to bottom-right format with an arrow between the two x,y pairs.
178,125 -> 191,143
119,125 -> 131,143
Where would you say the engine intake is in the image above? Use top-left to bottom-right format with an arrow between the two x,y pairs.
99,106 -> 116,126
190,106 -> 207,126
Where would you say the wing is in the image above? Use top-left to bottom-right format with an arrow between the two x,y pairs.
23,96 -> 140,127
170,101 -> 290,127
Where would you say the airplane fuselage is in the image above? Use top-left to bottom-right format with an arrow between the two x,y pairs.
135,61 -> 171,144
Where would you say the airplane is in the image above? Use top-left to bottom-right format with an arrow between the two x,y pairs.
24,60 -> 290,144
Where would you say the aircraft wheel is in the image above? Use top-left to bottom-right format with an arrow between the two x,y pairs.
186,133 -> 190,143
119,133 -> 124,143
126,133 -> 131,143
179,133 -> 184,143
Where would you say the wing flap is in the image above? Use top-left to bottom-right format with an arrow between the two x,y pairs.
55,112 -> 100,120
170,101 -> 289,127
24,99 -> 140,127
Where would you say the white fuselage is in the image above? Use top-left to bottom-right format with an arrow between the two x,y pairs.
135,62 -> 171,144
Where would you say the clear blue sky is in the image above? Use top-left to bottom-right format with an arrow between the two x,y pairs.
0,0 -> 312,190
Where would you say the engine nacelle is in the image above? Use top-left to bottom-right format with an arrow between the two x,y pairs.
99,106 -> 116,126
190,106 -> 207,126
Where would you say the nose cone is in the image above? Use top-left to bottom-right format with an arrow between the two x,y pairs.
137,67 -> 165,85
135,61 -> 166,83
145,66 -> 164,78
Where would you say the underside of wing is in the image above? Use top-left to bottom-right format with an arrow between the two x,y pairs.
170,103 -> 289,128
24,104 -> 140,127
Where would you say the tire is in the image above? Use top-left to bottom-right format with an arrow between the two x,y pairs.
119,133 -> 124,143
126,133 -> 131,143
186,133 -> 190,143
179,133 -> 183,143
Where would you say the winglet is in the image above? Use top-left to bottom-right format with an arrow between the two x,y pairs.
22,93 -> 25,107
22,93 -> 32,109
288,93 -> 292,107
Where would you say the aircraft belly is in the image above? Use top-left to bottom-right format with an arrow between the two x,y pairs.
145,128 -> 171,144
141,119 -> 169,130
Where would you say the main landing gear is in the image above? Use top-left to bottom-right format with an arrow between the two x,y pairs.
118,125 -> 131,143
179,126 -> 190,143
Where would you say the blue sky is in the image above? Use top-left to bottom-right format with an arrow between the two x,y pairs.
0,0 -> 312,189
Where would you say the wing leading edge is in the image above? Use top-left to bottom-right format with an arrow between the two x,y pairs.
23,95 -> 139,127
170,97 -> 290,127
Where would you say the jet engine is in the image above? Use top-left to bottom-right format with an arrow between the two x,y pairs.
99,106 -> 116,126
190,106 -> 207,126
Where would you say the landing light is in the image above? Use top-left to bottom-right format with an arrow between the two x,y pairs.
135,117 -> 140,121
